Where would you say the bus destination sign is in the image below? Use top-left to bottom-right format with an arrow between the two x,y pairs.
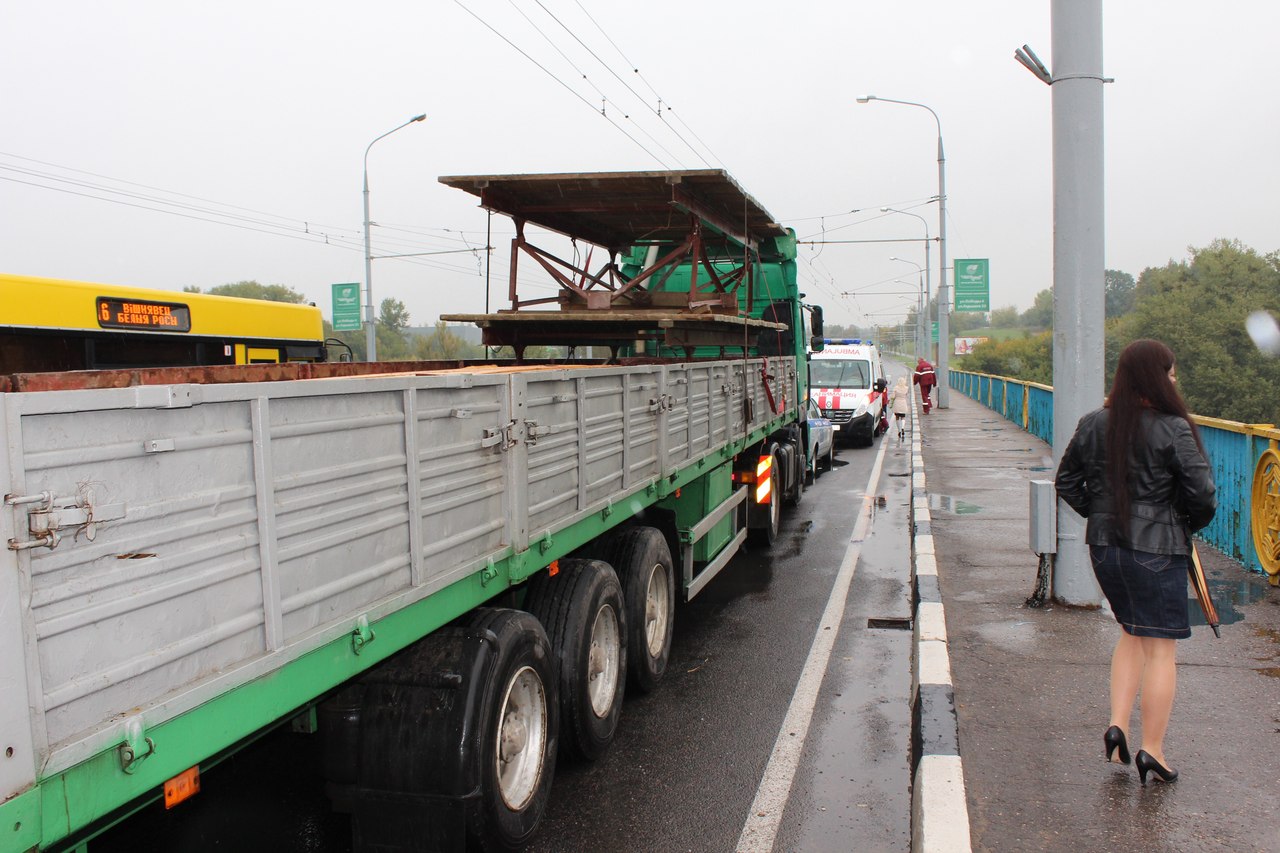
96,297 -> 192,333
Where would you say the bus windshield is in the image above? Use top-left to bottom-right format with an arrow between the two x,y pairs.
811,359 -> 871,390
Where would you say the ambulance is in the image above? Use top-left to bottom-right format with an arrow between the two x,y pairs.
810,338 -> 886,446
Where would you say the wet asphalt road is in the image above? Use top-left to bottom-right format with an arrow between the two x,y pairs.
91,386 -> 916,853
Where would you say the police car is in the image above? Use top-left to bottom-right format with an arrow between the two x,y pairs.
810,339 -> 886,446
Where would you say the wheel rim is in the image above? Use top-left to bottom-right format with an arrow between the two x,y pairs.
643,562 -> 670,658
496,665 -> 547,811
587,604 -> 622,717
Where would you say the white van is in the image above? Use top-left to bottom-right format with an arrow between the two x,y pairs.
810,339 -> 885,446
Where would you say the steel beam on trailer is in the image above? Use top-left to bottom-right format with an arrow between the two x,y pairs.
667,183 -> 758,254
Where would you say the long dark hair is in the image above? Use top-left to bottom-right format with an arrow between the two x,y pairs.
1105,339 -> 1205,527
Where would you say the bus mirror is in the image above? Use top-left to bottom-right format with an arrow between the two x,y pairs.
810,334 -> 825,353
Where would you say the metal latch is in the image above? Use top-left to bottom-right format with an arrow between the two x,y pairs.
481,420 -> 519,451
648,395 -> 676,413
526,421 -> 553,445
351,615 -> 376,655
7,488 -> 126,551
119,717 -> 156,774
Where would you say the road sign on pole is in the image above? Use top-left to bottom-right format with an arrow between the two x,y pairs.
331,283 -> 362,331
954,259 -> 990,312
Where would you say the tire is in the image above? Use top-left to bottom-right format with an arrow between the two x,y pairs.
593,527 -> 676,694
747,451 -> 782,546
466,609 -> 558,853
787,460 -> 805,506
804,448 -> 816,486
523,559 -> 626,762
826,440 -> 836,472
784,443 -> 804,507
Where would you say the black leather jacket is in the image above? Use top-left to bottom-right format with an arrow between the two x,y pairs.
1055,407 -> 1217,555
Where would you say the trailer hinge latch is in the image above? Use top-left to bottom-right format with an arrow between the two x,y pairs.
481,420 -> 520,451
118,718 -> 156,774
7,488 -> 126,551
351,615 -> 376,655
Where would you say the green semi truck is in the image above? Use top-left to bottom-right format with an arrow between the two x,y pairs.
0,170 -> 825,851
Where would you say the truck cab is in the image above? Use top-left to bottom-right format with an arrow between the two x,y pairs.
810,338 -> 885,446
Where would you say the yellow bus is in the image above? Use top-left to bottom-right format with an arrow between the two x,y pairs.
0,274 -> 326,373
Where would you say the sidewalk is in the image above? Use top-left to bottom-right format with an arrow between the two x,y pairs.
917,390 -> 1280,853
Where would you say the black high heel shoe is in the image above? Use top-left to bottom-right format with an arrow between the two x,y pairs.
1104,725 -> 1130,765
1135,750 -> 1178,785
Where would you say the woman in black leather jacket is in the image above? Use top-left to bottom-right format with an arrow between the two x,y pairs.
1055,339 -> 1216,785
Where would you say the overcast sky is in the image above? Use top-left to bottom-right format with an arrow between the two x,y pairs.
4,1 -> 1277,332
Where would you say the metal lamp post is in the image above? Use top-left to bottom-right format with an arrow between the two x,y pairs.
891,264 -> 926,358
363,113 -> 426,362
857,95 -> 949,406
883,205 -> 931,361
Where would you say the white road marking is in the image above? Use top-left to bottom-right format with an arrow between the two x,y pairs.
735,429 -> 892,852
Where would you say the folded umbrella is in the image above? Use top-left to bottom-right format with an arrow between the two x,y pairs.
1189,542 -> 1221,638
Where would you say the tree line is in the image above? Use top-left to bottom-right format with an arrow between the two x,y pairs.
955,240 -> 1280,424
184,282 -> 494,361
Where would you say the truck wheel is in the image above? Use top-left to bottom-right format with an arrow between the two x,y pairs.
524,559 -> 626,762
748,451 -> 782,547
599,527 -> 675,694
466,609 -> 558,852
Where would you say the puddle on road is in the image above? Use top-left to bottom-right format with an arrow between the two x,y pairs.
928,494 -> 983,514
1190,572 -> 1273,627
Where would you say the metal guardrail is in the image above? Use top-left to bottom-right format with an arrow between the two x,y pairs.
950,369 -> 1280,585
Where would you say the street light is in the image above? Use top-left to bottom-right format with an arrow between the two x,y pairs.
363,113 -> 426,362
883,205 -> 932,361
857,95 -> 949,406
890,271 -> 925,358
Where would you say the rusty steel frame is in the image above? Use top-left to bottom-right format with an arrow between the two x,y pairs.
503,212 -> 761,315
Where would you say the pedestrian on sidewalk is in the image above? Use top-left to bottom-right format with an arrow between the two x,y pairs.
888,376 -> 910,440
1054,339 -> 1217,786
912,357 -> 936,414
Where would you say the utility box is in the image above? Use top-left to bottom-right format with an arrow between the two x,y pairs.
1029,479 -> 1057,554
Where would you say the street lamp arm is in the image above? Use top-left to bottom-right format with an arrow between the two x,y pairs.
857,94 -> 949,404
364,114 -> 428,171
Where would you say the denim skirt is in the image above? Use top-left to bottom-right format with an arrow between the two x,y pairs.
1089,545 -> 1191,639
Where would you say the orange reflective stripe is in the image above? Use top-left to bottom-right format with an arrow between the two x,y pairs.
755,476 -> 773,504
756,455 -> 773,479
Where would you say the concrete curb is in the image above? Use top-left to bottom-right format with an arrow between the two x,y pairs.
908,395 -> 972,853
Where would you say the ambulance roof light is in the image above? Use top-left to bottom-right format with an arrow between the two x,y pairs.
822,338 -> 864,345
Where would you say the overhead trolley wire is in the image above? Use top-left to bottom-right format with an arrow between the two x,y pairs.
569,0 -> 727,170
452,0 -> 670,168
502,0 -> 686,168
530,0 -> 711,169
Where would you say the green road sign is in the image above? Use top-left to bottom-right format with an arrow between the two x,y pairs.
931,321 -> 938,343
954,259 -> 990,311
331,283 -> 362,331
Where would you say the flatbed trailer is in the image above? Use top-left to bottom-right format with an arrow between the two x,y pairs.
1,170 -> 821,852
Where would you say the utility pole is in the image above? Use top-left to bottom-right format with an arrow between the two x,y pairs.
1050,1 -> 1106,605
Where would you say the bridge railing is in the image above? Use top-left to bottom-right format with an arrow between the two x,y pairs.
950,369 -> 1279,585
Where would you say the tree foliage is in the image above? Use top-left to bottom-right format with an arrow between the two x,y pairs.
957,242 -> 1280,424
1105,269 -> 1136,318
958,331 -> 1052,385
1020,288 -> 1053,329
193,281 -> 309,303
1109,239 -> 1280,424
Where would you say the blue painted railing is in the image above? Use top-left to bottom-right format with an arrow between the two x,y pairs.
950,369 -> 1278,581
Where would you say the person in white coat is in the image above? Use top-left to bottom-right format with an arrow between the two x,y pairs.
888,377 -> 910,440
